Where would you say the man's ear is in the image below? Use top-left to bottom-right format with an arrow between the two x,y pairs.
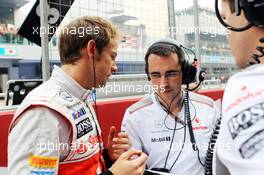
86,40 -> 96,58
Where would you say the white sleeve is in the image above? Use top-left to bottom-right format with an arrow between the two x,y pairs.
8,107 -> 71,175
213,145 -> 230,175
121,110 -> 143,151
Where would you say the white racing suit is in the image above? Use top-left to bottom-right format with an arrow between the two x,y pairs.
8,65 -> 105,175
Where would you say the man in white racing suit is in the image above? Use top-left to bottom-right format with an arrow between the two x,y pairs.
121,38 -> 219,175
8,16 -> 147,175
213,0 -> 264,174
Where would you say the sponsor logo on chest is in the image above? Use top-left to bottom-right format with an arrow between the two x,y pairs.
76,118 -> 93,139
67,101 -> 82,110
228,102 -> 264,139
151,136 -> 171,143
59,90 -> 73,102
192,117 -> 208,131
239,129 -> 264,159
72,107 -> 86,120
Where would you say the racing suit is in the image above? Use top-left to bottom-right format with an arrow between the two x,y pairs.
122,91 -> 219,175
214,64 -> 264,175
8,66 -> 110,175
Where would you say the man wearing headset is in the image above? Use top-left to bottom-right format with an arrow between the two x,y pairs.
8,16 -> 147,175
121,38 -> 219,174
213,0 -> 264,174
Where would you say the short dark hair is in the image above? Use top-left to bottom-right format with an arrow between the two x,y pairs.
59,16 -> 119,65
144,43 -> 185,75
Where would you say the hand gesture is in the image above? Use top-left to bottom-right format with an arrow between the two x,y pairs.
107,126 -> 131,161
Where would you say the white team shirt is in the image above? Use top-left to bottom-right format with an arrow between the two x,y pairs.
214,64 -> 264,175
122,91 -> 219,175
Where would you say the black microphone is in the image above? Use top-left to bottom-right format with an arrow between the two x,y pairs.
198,71 -> 206,82
188,71 -> 206,91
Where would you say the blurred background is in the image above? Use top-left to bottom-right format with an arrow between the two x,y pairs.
0,0 -> 235,105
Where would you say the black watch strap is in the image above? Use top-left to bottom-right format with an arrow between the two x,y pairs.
99,169 -> 114,175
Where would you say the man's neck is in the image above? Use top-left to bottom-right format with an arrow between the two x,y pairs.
170,95 -> 183,115
157,92 -> 183,115
62,63 -> 93,90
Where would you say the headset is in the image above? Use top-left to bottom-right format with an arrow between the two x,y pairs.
145,38 -> 197,85
235,0 -> 264,27
215,0 -> 264,32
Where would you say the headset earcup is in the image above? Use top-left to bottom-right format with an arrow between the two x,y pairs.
242,0 -> 264,27
182,61 -> 197,85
